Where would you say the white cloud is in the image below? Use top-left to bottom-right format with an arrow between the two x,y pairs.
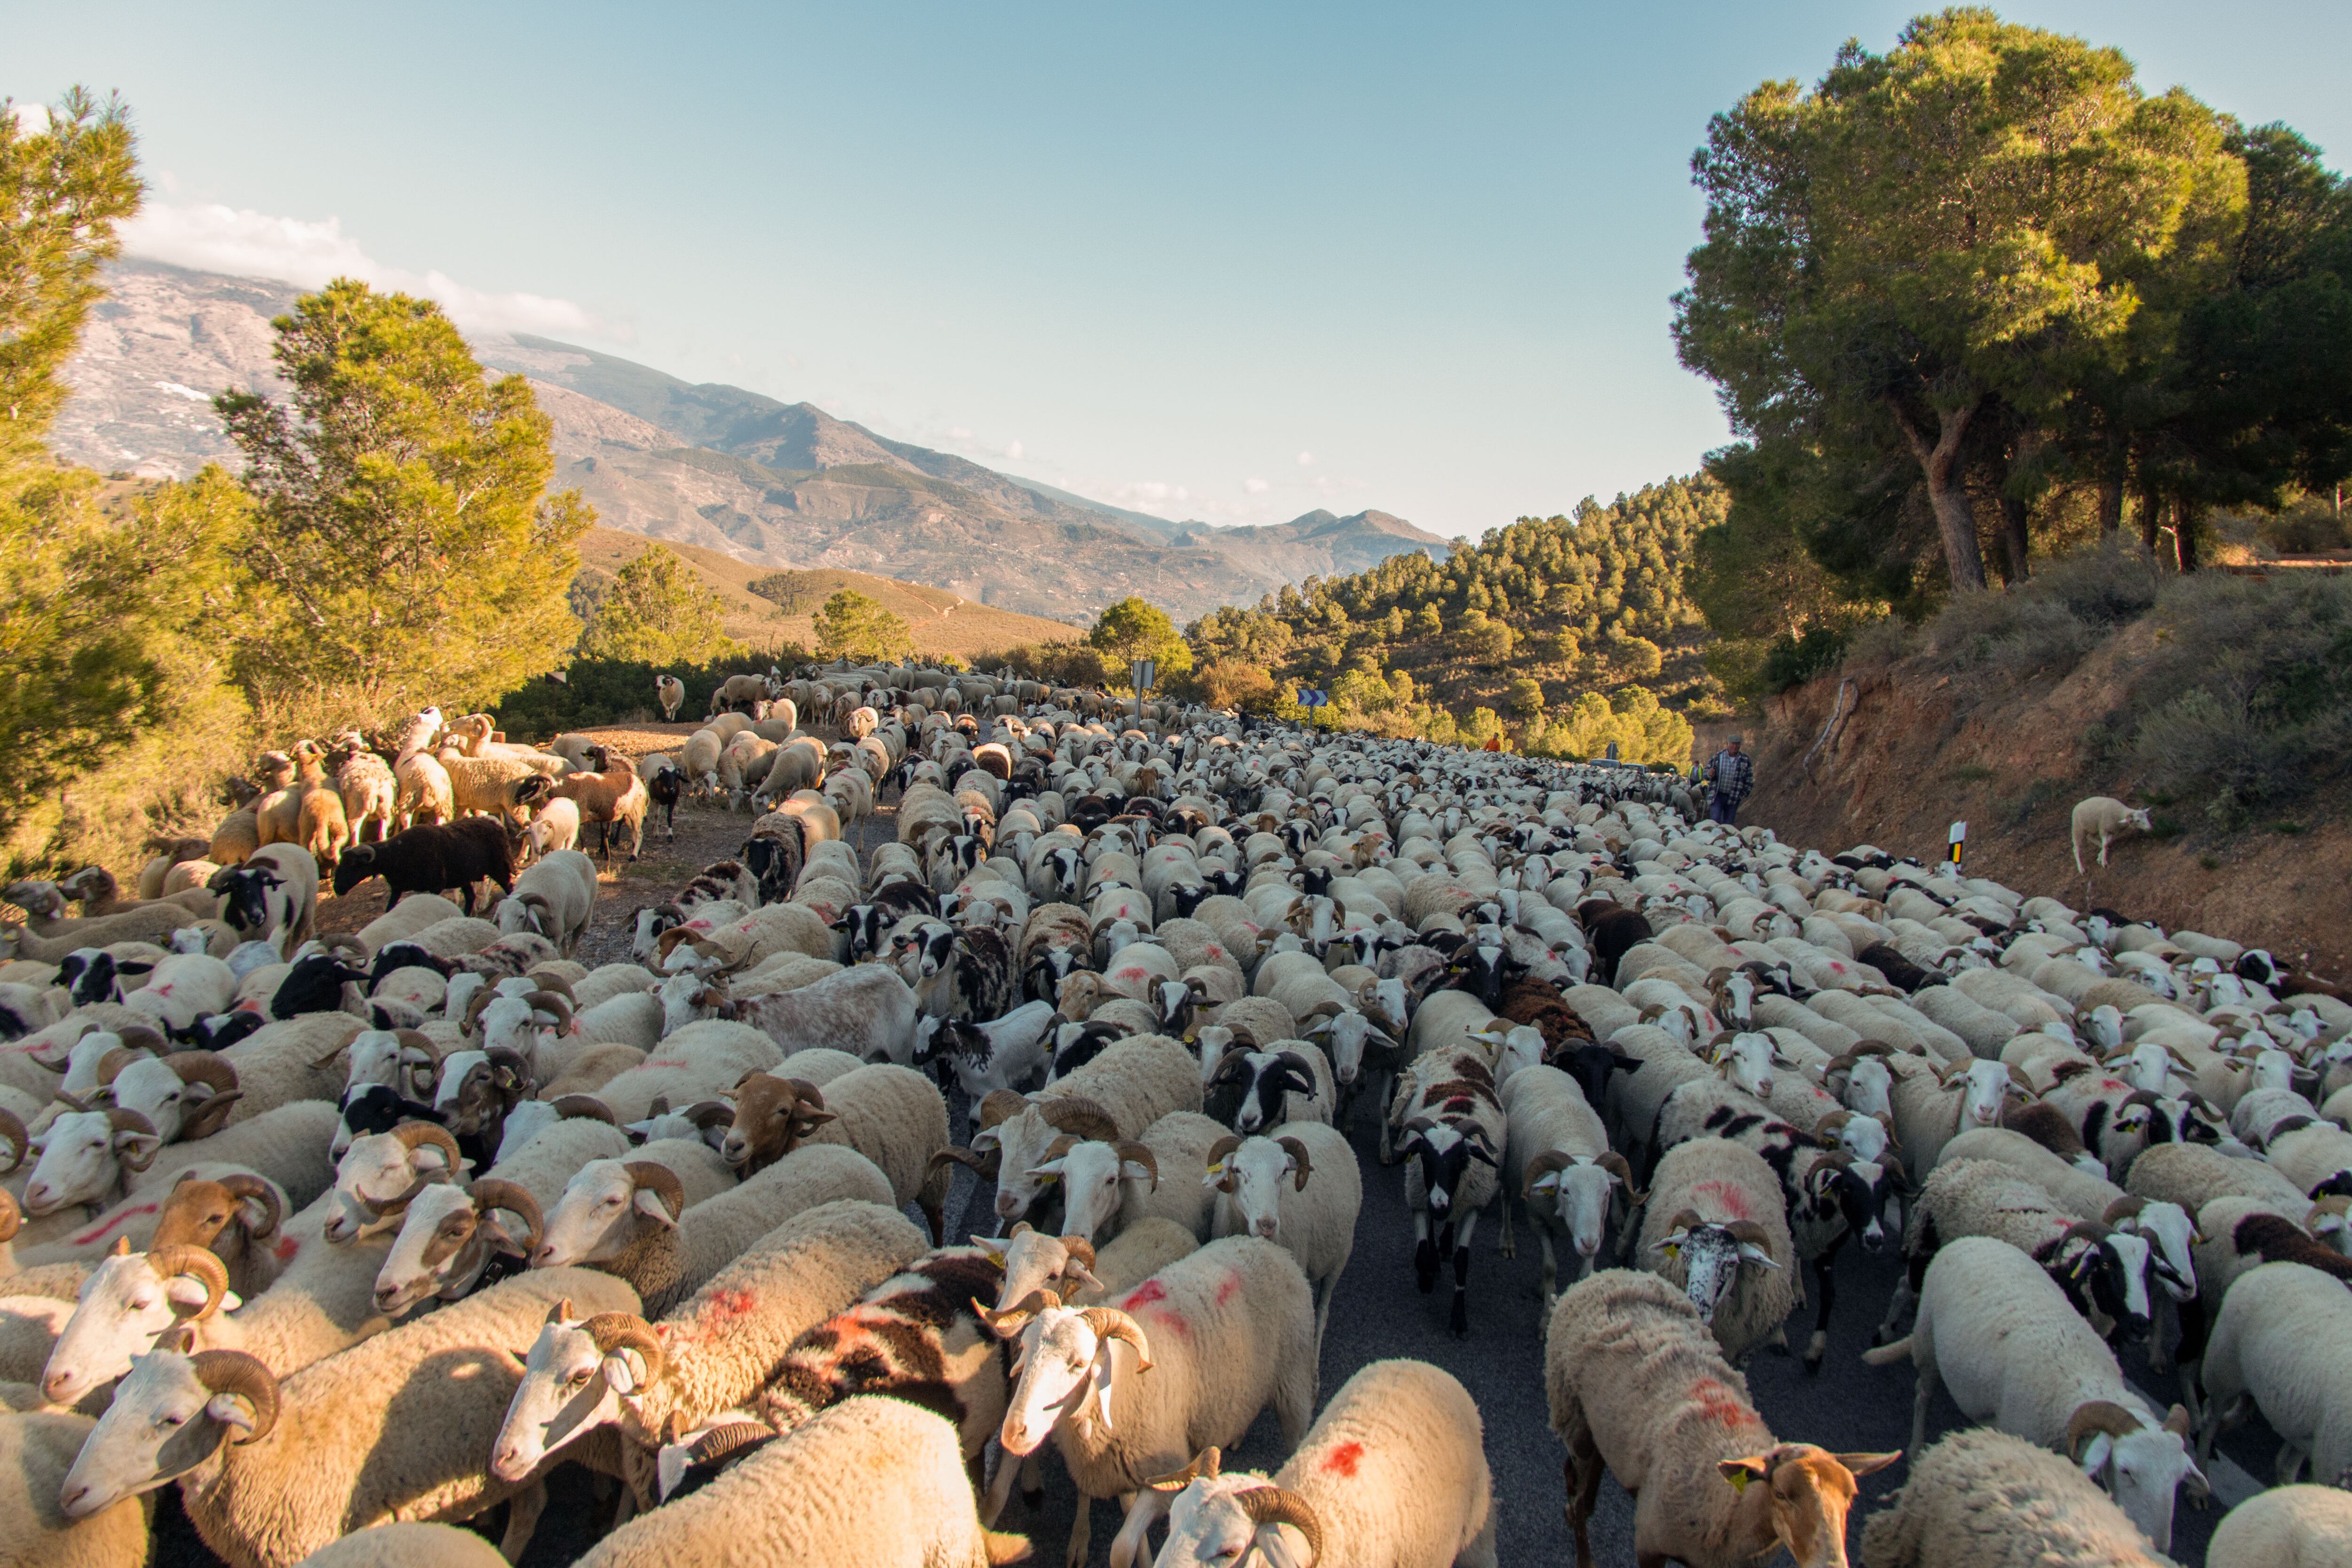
947,425 -> 973,440
1005,439 -> 1024,460
119,201 -> 616,339
1296,451 -> 1317,467
1243,477 -> 1270,494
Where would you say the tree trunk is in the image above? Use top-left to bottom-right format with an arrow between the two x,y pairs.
2097,479 -> 2122,534
2137,483 -> 2163,558
2178,505 -> 2201,572
1887,392 -> 1988,592
1998,492 -> 2031,583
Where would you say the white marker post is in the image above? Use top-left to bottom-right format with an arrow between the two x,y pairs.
1131,659 -> 1155,729
1948,820 -> 1967,874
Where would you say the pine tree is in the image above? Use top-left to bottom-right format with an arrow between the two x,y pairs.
578,545 -> 738,663
811,589 -> 914,663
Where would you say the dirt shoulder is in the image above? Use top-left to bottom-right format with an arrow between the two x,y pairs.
1728,637 -> 2352,978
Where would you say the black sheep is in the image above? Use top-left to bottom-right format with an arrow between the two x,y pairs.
270,952 -> 372,1019
1856,941 -> 1945,994
645,762 -> 683,842
1574,899 -> 1654,987
331,818 -> 516,914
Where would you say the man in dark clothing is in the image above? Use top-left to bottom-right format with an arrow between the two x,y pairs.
1703,734 -> 1754,825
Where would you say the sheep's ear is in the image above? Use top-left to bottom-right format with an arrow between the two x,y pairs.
207,1391 -> 263,1437
1716,1456 -> 1770,1492
633,1188 -> 679,1228
601,1350 -> 648,1395
1736,1243 -> 1779,1269
2076,1433 -> 2114,1475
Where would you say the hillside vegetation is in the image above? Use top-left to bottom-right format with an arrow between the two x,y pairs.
1181,474 -> 1724,760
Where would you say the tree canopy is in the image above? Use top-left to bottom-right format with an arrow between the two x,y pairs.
1088,597 -> 1192,685
217,280 -> 590,720
812,588 -> 914,664
1675,7 -> 2352,607
578,544 -> 739,664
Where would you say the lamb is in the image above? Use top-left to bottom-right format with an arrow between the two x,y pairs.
390,751 -> 455,832
1858,1428 -> 2173,1568
490,1197 -> 927,1493
1499,1063 -> 1636,1320
2205,1483 -> 2352,1568
1146,1358 -> 1495,1568
911,1000 -> 1057,1103
2071,796 -> 2154,874
715,1066 -> 951,1242
57,1267 -> 640,1566
1637,1138 -> 1798,1366
333,821 -> 519,923
1203,1122 -> 1360,1353
991,1235 -> 1317,1568
2196,1259 -> 2352,1487
1861,1235 -> 2206,1555
1545,1268 -> 1897,1568
569,1396 -> 1031,1568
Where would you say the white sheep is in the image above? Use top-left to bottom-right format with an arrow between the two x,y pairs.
2196,1259 -> 2352,1487
1203,1121 -> 1360,1353
2071,796 -> 2153,874
1546,1268 -> 1897,1568
1637,1137 -> 1796,1366
1861,1234 -> 2206,1555
960,1035 -> 1203,1233
493,849 -> 598,957
1147,1357 -> 1494,1568
490,1197 -> 927,1494
1859,1427 -> 2173,1568
570,1395 -> 1032,1568
1499,1063 -> 1636,1320
58,1267 -> 639,1566
992,1234 -> 1317,1568
291,1520 -> 510,1567
2205,1483 -> 2352,1568
0,1409 -> 154,1568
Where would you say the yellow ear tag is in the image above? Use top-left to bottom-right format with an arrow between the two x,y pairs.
1664,1243 -> 1680,1259
1726,1468 -> 1751,1494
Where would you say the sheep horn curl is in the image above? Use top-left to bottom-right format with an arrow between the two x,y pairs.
1204,1134 -> 1244,1193
550,1094 -> 619,1125
1593,1151 -> 1645,1201
678,1099 -> 733,1131
391,1120 -> 465,1176
1274,1136 -> 1313,1191
191,1348 -> 280,1443
622,1162 -> 686,1222
469,1179 -> 545,1258
1039,1097 -> 1119,1144
2066,1400 -> 2146,1463
523,991 -> 573,1031
0,1108 -> 26,1173
1236,1487 -> 1325,1563
1723,1220 -> 1777,1252
1519,1149 -> 1579,1202
1079,1307 -> 1153,1371
149,1245 -> 230,1320
583,1311 -> 667,1386
108,1110 -> 161,1171
1146,1446 -> 1224,1491
95,1045 -> 155,1086
0,1188 -> 18,1242
1113,1140 -> 1160,1189
462,986 -> 501,1039
203,1172 -> 284,1241
973,1287 -> 1061,1339
687,1422 -> 774,1467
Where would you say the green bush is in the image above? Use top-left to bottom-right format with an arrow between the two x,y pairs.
488,653 -> 778,740
1761,625 -> 1849,692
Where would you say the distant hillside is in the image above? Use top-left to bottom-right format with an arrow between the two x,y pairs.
573,526 -> 1081,657
1189,475 -> 1728,730
53,261 -> 1447,621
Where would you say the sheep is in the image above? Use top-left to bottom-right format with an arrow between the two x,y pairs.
1885,1055 -> 2019,1180
1202,1122 -> 1359,1353
491,848 -> 598,959
1861,1235 -> 2206,1555
527,1146 -> 734,1316
578,1020 -> 785,1125
2206,1483 -> 2352,1568
1887,1158 -> 2161,1351
1858,1427 -> 2174,1568
209,844 -> 320,959
21,1100 -> 339,1244
549,761 -> 652,863
57,1268 -> 640,1566
1500,1063 -> 1636,1319
1545,1268 -> 1897,1568
569,1396 -> 1031,1568
2126,1140 -> 2311,1215
2196,1260 -> 2352,1487
0,1409 -> 156,1568
1637,1138 -> 1798,1366
706,962 -> 916,1066
990,1235 -> 1317,1568
2071,797 -> 2154,874
714,1066 -> 950,1242
910,1000 -> 1057,1103
1202,1044 -> 1334,1135
292,1521 -> 511,1567
954,1035 -> 1203,1234
1389,1046 -> 1507,1337
5,901 -> 201,965
655,674 -> 685,721
1146,1358 -> 1495,1568
490,1197 -> 927,1492
2268,1119 -> 2352,1199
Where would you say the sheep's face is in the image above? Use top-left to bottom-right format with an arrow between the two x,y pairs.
1157,1477 -> 1310,1566
535,1160 -> 665,1267
23,1109 -> 157,1214
2079,1419 -> 2204,1556
1000,1308 -> 1110,1456
59,1349 -> 236,1518
326,1130 -> 457,1244
1528,1158 -> 1618,1260
1396,1118 -> 1496,1218
1956,1059 -> 2014,1127
106,1057 -> 193,1143
2073,1231 -> 2155,1341
42,1251 -> 234,1406
1656,1221 -> 1776,1324
1718,1445 -> 1898,1568
374,1185 -> 526,1316
1034,1139 -> 1151,1242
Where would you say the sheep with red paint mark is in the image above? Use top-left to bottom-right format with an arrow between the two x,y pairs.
1635,1138 -> 1799,1367
1146,1357 -> 1495,1568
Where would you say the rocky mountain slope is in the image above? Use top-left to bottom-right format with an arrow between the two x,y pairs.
53,260 -> 1447,620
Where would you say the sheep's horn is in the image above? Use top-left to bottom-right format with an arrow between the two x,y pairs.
1039,1097 -> 1119,1143
1146,1446 -> 1223,1491
679,1098 -> 733,1130
1077,1307 -> 1153,1371
168,1052 -> 239,1096
0,1108 -> 25,1173
973,1287 -> 1059,1339
928,1146 -> 995,1177
1237,1487 -> 1324,1564
2066,1400 -> 2145,1461
550,1094 -> 618,1125
108,1109 -> 161,1171
623,1161 -> 686,1221
977,1089 -> 1029,1130
583,1311 -> 667,1385
686,1422 -> 773,1467
1112,1140 -> 1160,1189
191,1348 -> 279,1443
1275,1135 -> 1314,1191
470,1179 -> 545,1258
149,1244 -> 230,1320
390,1120 -> 464,1177
215,1173 -> 282,1239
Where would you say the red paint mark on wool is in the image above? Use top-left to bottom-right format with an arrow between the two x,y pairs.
273,1234 -> 300,1261
1123,1281 -> 1168,1309
1687,1377 -> 1757,1430
70,1202 -> 159,1246
1322,1441 -> 1365,1478
702,1288 -> 757,1327
1690,1179 -> 1756,1224
1215,1273 -> 1239,1306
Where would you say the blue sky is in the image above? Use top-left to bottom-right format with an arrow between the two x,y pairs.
12,2 -> 2350,540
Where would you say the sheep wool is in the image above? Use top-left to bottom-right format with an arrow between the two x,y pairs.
1859,1427 -> 2170,1568
0,1409 -> 155,1568
2206,1483 -> 2352,1568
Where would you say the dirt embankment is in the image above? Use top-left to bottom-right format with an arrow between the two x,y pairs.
1708,628 -> 2352,978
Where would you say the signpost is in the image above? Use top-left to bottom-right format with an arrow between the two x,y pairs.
1295,688 -> 1328,710
1132,659 -> 1155,727
1948,820 -> 1967,873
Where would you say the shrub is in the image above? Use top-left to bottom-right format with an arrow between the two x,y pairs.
1761,625 -> 1848,692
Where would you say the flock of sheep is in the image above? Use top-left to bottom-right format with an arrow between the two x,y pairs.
0,660 -> 2347,1568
